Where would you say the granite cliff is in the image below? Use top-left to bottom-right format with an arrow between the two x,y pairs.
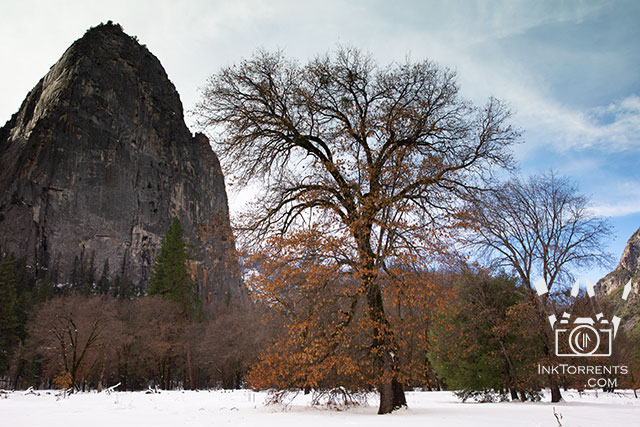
595,226 -> 640,332
596,226 -> 640,298
0,22 -> 241,309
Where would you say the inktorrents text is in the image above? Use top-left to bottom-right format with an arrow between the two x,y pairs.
538,364 -> 629,388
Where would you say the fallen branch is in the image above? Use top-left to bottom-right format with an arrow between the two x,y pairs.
145,386 -> 161,394
553,406 -> 563,426
24,387 -> 40,396
55,388 -> 73,400
104,383 -> 121,395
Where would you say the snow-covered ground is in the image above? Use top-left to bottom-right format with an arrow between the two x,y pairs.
1,389 -> 638,426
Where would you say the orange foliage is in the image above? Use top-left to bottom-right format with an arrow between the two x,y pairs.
246,225 -> 453,392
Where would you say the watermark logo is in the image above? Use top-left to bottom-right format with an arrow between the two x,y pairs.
535,278 -> 633,357
537,364 -> 628,389
535,278 -> 634,388
553,314 -> 613,357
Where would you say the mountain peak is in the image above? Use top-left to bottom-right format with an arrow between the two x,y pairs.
3,21 -> 184,151
596,226 -> 640,297
0,24 -> 241,313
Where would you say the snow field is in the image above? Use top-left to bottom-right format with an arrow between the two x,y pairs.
1,389 -> 638,426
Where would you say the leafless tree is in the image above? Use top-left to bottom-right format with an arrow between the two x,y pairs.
194,304 -> 269,389
466,171 -> 613,401
27,295 -> 119,390
118,296 -> 188,390
195,47 -> 518,413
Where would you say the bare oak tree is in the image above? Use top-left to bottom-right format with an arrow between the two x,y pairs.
195,47 -> 518,413
27,295 -> 119,390
466,171 -> 613,402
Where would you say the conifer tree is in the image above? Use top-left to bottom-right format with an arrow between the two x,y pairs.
0,256 -> 19,374
428,269 -> 542,400
114,252 -> 135,299
86,251 -> 96,294
35,276 -> 56,302
70,256 -> 80,289
149,218 -> 200,319
97,259 -> 110,295
149,218 -> 200,390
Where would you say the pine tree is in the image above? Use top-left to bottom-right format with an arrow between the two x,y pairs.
0,256 -> 19,374
12,257 -> 35,342
36,276 -> 56,302
117,276 -> 135,300
114,252 -> 135,300
85,251 -> 96,294
149,218 -> 200,319
70,256 -> 80,288
50,254 -> 61,286
97,259 -> 110,295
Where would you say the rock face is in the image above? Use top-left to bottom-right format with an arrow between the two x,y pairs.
595,226 -> 640,297
0,22 -> 241,309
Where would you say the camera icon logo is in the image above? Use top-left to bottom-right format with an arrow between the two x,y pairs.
554,315 -> 613,357
539,278 -> 630,358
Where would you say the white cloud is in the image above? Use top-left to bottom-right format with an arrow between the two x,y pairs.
514,94 -> 640,152
588,95 -> 640,146
590,181 -> 640,217
591,200 -> 640,218
2,0 -> 637,158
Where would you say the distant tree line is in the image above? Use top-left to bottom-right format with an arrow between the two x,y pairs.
1,231 -> 638,397
0,218 -> 272,391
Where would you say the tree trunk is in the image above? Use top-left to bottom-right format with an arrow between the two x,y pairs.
550,382 -> 562,402
502,354 -> 518,401
121,360 -> 128,391
97,361 -> 105,393
165,362 -> 170,390
186,346 -> 194,390
528,289 -> 563,403
354,225 -> 407,414
11,358 -> 24,389
365,276 -> 407,414
378,376 -> 407,414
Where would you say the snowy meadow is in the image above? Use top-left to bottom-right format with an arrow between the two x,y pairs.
1,389 -> 638,426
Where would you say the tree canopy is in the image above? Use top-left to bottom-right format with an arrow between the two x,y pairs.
196,47 -> 519,413
428,268 -> 542,401
466,171 -> 613,401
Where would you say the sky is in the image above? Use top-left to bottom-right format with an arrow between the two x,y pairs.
1,0 -> 638,284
